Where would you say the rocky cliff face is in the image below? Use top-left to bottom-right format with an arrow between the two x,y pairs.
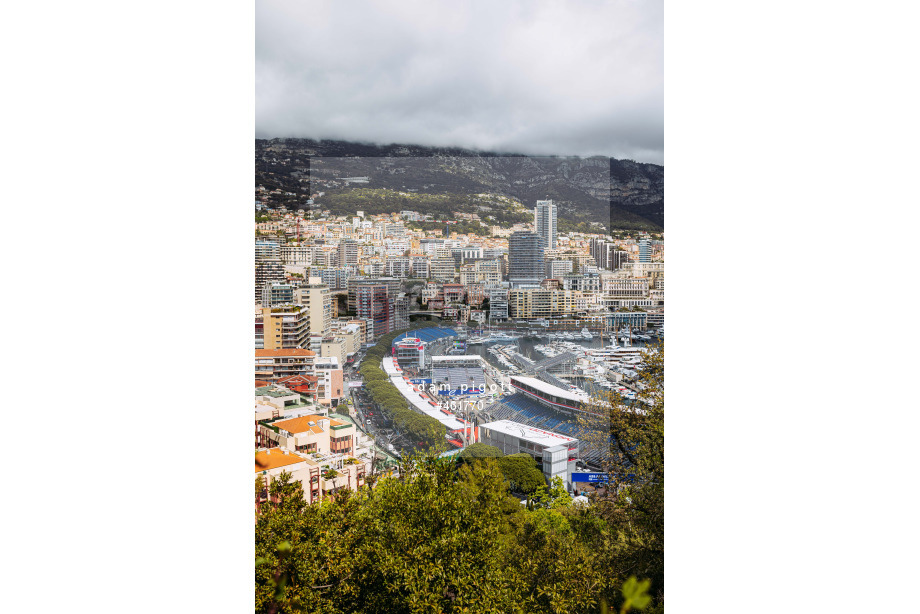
256,138 -> 664,229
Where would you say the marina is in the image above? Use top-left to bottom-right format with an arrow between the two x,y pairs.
463,327 -> 659,402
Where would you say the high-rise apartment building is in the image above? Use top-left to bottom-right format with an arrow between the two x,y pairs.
318,267 -> 350,290
355,285 -> 391,339
508,289 -> 580,319
255,240 -> 281,261
262,282 -> 295,308
294,278 -> 332,338
488,288 -> 509,320
337,239 -> 359,267
508,232 -> 545,288
483,247 -> 506,261
311,247 -> 336,269
638,237 -> 651,263
363,262 -> 385,277
534,200 -> 558,250
393,293 -> 410,331
255,259 -> 285,303
459,260 -> 502,287
385,257 -> 411,278
261,304 -> 310,350
545,259 -> 574,279
410,256 -> 430,279
279,245 -> 313,265
451,246 -> 483,266
603,277 -> 651,298
419,238 -> 446,255
430,258 -> 457,282
255,348 -> 315,381
562,271 -> 600,293
346,277 -> 400,311
610,249 -> 629,271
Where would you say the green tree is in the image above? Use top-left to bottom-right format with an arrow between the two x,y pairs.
577,340 -> 665,606
496,454 -> 546,494
256,452 -> 635,614
530,476 -> 573,510
458,442 -> 502,460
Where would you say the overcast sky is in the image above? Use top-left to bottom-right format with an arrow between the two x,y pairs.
256,0 -> 663,165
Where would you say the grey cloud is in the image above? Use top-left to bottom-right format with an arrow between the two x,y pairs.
256,0 -> 663,164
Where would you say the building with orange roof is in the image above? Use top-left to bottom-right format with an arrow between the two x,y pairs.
276,374 -> 318,399
255,447 -> 309,473
254,383 -> 324,447
258,411 -> 355,456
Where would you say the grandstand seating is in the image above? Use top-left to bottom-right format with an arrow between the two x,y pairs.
431,367 -> 486,390
433,366 -> 486,391
451,367 -> 485,389
484,393 -> 609,464
392,327 -> 458,345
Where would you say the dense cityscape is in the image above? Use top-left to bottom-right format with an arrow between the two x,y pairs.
254,169 -> 666,610
255,183 -> 664,474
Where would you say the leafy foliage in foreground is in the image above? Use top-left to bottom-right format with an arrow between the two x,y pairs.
256,453 -> 661,613
578,340 -> 665,604
458,443 -> 503,459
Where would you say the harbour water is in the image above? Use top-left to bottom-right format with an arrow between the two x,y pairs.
465,333 -> 651,362
464,333 -> 655,395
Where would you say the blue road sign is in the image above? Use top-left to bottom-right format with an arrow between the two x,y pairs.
571,473 -> 609,483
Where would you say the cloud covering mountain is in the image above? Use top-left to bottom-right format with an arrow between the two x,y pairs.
256,0 -> 663,164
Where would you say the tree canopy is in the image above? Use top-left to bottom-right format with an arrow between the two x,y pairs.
458,442 -> 502,459
577,340 -> 664,602
256,455 -> 657,614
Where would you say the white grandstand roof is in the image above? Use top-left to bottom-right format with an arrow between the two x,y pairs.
381,356 -> 401,376
480,419 -> 578,446
510,376 -> 588,403
431,355 -> 484,363
390,377 -> 467,430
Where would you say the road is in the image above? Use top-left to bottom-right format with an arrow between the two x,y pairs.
346,380 -> 405,462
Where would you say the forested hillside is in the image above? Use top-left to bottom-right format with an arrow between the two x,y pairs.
255,138 -> 664,231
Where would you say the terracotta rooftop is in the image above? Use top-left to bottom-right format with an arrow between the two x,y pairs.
272,414 -> 328,435
255,380 -> 271,388
255,349 -> 316,357
255,448 -> 307,473
278,374 -> 318,385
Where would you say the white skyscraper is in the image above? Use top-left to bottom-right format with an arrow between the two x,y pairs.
534,200 -> 557,250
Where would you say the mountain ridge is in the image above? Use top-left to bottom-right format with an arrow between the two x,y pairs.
256,138 -> 664,230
